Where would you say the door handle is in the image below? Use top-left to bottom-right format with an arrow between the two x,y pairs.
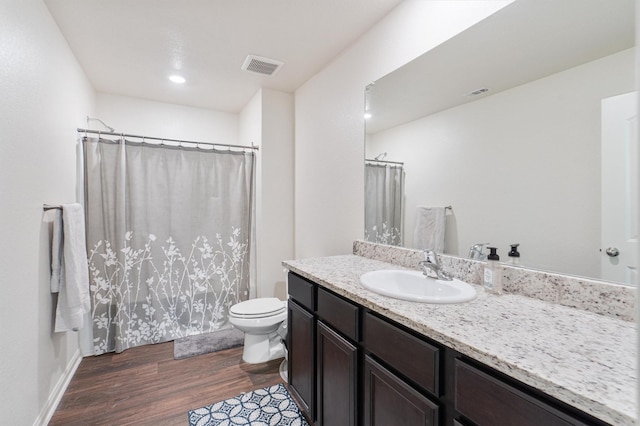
605,247 -> 620,257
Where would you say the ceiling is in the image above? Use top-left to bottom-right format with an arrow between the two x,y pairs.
44,0 -> 403,113
367,0 -> 635,134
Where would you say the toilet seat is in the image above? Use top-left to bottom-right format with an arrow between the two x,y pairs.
229,297 -> 286,319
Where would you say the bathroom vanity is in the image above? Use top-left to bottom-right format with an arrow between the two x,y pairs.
283,253 -> 636,426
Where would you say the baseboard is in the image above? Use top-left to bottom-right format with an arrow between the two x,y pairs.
33,349 -> 82,426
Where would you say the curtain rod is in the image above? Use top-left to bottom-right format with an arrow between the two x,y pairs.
77,128 -> 259,151
365,158 -> 404,165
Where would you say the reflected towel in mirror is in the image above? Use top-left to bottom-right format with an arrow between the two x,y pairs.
413,206 -> 446,252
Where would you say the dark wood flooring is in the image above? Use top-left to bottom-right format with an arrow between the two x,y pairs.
49,342 -> 284,425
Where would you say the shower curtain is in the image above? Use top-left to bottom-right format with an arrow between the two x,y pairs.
364,162 -> 403,246
83,137 -> 255,355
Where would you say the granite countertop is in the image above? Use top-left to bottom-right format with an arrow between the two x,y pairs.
283,254 -> 637,426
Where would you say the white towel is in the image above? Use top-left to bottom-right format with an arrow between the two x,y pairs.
49,209 -> 65,293
54,204 -> 91,332
412,206 -> 446,252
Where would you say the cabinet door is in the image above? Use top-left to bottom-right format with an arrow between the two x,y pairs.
288,299 -> 315,420
317,321 -> 358,426
364,356 -> 439,426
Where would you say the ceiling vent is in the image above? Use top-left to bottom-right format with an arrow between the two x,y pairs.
241,55 -> 284,76
465,87 -> 490,97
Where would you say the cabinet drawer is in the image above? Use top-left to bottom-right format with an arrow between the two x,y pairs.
364,355 -> 439,426
288,272 -> 315,311
317,288 -> 360,341
364,312 -> 440,396
455,360 -> 589,426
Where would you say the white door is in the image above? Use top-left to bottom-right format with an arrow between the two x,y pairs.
601,92 -> 638,285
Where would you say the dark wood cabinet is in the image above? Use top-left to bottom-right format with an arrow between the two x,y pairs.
287,299 -> 315,420
287,272 -> 608,426
317,321 -> 358,426
455,360 -> 596,426
364,355 -> 439,426
317,287 -> 360,341
288,273 -> 360,426
288,273 -> 315,311
364,311 -> 440,397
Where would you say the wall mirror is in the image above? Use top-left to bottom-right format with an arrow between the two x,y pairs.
364,0 -> 637,285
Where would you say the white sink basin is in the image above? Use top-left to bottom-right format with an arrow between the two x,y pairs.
360,270 -> 477,304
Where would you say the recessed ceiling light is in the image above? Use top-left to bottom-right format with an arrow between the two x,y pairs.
169,75 -> 186,84
364,113 -> 372,120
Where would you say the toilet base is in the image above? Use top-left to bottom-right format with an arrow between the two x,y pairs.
279,359 -> 288,382
241,332 -> 285,364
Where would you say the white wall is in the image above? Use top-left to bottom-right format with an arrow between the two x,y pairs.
368,48 -> 635,279
0,1 -> 95,424
240,89 -> 295,299
258,90 -> 295,299
239,91 -> 263,298
95,93 -> 238,143
294,1 -> 513,258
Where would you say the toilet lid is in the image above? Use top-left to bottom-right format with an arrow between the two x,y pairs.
230,297 -> 286,318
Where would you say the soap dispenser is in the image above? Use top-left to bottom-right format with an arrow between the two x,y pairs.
508,244 -> 520,265
483,247 -> 503,294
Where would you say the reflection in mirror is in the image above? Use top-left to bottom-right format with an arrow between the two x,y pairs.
364,156 -> 403,246
364,0 -> 636,285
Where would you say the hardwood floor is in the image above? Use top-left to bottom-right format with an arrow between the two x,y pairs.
49,342 -> 284,425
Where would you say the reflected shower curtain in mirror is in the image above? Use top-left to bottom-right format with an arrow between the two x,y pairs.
83,137 -> 255,355
365,162 -> 403,246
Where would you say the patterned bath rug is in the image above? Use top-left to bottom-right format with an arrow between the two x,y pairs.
187,383 -> 310,426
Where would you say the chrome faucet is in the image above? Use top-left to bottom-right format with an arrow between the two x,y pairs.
418,249 -> 452,281
468,243 -> 490,260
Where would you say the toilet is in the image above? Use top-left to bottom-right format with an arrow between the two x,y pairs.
228,297 -> 287,365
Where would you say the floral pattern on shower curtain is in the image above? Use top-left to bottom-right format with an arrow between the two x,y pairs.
364,162 -> 403,246
83,137 -> 255,355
